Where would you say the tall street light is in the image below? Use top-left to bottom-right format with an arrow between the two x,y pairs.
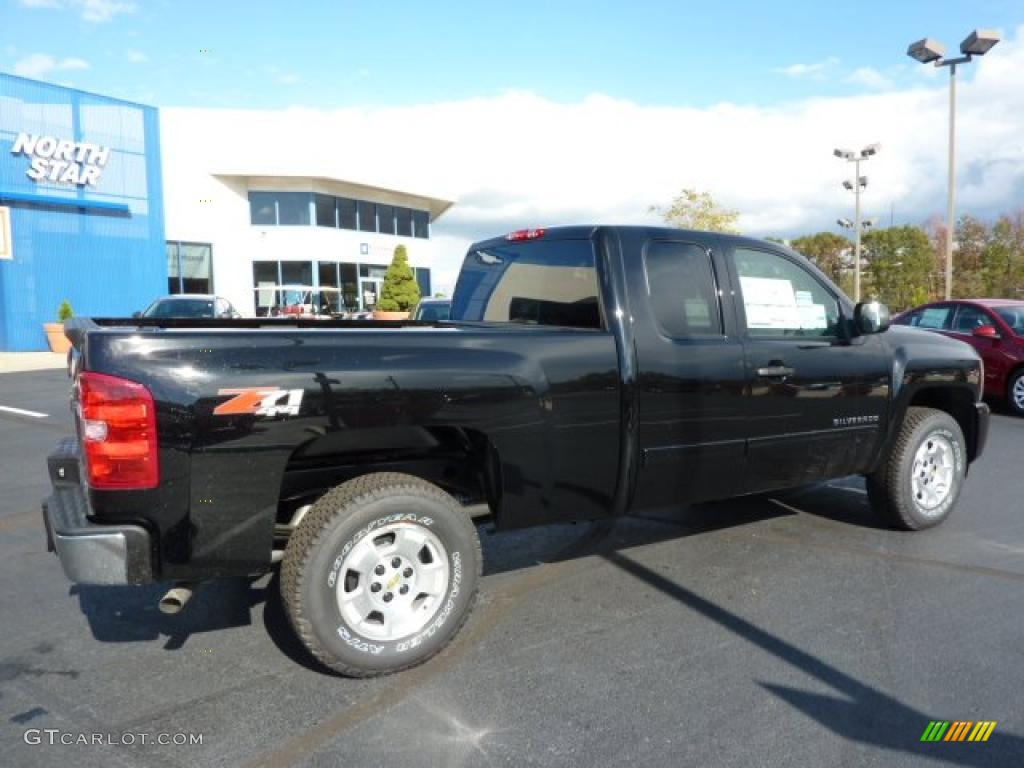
834,144 -> 880,301
907,29 -> 1001,300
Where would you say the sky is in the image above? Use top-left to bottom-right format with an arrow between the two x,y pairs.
3,0 -> 1024,292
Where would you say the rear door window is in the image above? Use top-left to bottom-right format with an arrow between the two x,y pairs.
643,241 -> 722,337
452,238 -> 602,329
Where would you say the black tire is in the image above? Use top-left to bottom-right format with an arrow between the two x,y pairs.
866,407 -> 966,531
1007,369 -> 1024,417
281,472 -> 481,677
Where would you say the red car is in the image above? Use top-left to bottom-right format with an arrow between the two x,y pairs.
893,299 -> 1024,416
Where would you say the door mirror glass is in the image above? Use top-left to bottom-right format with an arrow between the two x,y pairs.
854,301 -> 890,335
972,324 -> 1001,339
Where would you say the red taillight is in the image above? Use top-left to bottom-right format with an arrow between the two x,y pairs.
79,372 -> 159,490
505,228 -> 547,241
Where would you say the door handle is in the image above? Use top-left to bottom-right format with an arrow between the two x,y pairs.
756,364 -> 795,379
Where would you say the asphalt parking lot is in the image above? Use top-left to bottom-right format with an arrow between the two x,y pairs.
0,368 -> 1022,768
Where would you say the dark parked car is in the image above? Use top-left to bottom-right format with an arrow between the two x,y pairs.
137,294 -> 241,319
48,226 -> 988,677
893,299 -> 1024,416
411,298 -> 451,321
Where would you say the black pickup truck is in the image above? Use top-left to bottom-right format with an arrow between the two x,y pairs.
44,226 -> 989,676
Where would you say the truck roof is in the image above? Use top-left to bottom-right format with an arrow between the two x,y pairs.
468,225 -> 781,252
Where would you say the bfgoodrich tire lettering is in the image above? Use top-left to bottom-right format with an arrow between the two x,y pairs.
866,406 -> 966,530
281,473 -> 481,677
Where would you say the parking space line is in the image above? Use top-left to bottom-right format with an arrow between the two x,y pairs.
0,405 -> 48,419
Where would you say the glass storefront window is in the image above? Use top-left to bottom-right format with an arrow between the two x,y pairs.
247,191 -> 430,239
340,263 -> 358,312
318,261 -> 339,287
167,242 -> 212,294
281,261 -> 313,285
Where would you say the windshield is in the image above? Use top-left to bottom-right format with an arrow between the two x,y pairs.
143,298 -> 216,318
995,306 -> 1024,335
414,301 -> 451,321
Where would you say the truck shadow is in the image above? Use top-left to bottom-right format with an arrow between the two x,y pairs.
69,479 -> 885,668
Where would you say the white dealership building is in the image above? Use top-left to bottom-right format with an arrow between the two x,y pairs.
159,109 -> 454,316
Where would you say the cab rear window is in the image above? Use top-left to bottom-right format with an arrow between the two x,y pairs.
451,239 -> 602,329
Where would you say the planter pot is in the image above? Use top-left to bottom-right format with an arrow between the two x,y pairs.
372,310 -> 410,321
43,322 -> 72,354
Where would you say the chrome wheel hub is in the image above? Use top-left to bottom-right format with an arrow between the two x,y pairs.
335,522 -> 449,642
910,432 -> 955,513
1013,376 -> 1024,411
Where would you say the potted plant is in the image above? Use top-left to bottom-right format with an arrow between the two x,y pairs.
374,244 -> 421,320
44,300 -> 74,354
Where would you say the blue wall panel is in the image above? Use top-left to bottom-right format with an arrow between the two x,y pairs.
0,74 -> 166,351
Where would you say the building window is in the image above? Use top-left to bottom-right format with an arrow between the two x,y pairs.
276,193 -> 311,226
377,204 -> 395,235
253,261 -> 279,316
314,194 -> 337,227
247,191 -> 430,239
396,207 -> 413,237
413,210 -> 429,239
338,198 -> 357,230
357,200 -> 376,232
167,241 -> 213,294
249,192 -> 277,226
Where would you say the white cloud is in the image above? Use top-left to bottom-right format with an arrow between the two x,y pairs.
773,57 -> 840,79
160,26 -> 1024,295
846,67 -> 896,91
17,0 -> 135,22
127,49 -> 148,63
13,53 -> 90,78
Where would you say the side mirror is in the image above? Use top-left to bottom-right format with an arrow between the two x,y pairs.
853,301 -> 891,335
972,324 -> 1001,339
132,311 -> 142,318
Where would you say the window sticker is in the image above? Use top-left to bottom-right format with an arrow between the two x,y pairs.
740,276 -> 800,329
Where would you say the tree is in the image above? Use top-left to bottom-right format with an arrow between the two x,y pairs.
862,226 -> 933,311
953,215 -> 989,298
789,232 -> 851,286
378,245 -> 421,312
982,211 -> 1024,298
649,188 -> 740,233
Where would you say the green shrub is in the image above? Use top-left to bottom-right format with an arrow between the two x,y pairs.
379,245 -> 420,311
57,300 -> 74,322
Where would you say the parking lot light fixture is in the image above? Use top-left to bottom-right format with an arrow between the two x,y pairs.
907,28 -> 1001,300
834,143 -> 880,301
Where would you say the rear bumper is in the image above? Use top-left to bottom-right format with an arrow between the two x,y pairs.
973,401 -> 990,462
43,438 -> 153,585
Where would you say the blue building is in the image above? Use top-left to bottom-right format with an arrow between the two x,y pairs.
0,73 -> 166,351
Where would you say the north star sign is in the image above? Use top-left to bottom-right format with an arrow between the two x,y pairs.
10,133 -> 111,187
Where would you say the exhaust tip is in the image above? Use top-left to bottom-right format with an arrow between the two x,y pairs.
158,583 -> 195,615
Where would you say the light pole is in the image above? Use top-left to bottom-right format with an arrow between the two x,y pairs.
907,29 -> 1001,300
834,144 -> 880,301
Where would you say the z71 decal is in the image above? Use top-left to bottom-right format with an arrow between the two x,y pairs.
214,388 -> 304,417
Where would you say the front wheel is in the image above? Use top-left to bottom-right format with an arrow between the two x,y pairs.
866,407 -> 966,530
1008,369 -> 1024,417
281,473 -> 482,677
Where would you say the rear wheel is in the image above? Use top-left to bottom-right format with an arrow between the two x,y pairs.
281,473 -> 481,677
866,407 -> 966,530
1008,369 -> 1024,417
